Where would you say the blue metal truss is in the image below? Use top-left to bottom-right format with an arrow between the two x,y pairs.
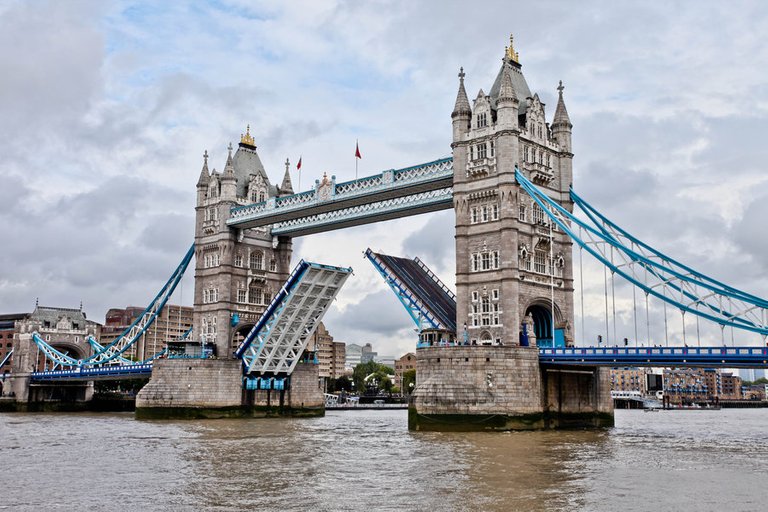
515,168 -> 768,337
364,249 -> 447,331
31,244 -> 195,368
236,260 -> 352,375
30,364 -> 153,382
539,346 -> 768,368
228,157 -> 453,229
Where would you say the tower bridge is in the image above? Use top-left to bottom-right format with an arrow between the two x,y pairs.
6,35 -> 768,428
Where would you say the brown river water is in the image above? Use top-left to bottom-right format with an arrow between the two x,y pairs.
1,408 -> 767,511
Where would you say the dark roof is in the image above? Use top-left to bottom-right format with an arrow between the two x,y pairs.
0,313 -> 30,322
373,252 -> 457,332
489,61 -> 533,115
232,146 -> 277,198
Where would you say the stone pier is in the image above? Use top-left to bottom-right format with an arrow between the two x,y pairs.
135,359 -> 324,419
409,346 -> 613,431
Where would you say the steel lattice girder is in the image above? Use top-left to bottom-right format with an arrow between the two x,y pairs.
228,157 -> 453,229
31,244 -> 195,368
515,169 -> 768,336
238,260 -> 353,375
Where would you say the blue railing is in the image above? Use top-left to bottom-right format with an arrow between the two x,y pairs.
538,346 -> 768,367
30,364 -> 153,381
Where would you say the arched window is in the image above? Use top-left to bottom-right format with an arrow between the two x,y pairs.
250,251 -> 263,270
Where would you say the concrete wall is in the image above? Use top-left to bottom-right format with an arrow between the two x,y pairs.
542,365 -> 613,428
136,359 -> 242,414
410,347 -> 613,431
411,346 -> 545,430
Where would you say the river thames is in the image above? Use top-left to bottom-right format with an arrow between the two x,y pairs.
2,408 -> 767,511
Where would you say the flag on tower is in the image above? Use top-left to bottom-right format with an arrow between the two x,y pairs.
296,156 -> 302,171
355,141 -> 362,159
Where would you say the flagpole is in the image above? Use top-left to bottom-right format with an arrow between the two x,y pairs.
355,139 -> 359,180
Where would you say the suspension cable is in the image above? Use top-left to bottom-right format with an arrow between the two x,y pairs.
603,261 -> 609,346
550,218 -> 556,347
645,292 -> 650,348
682,310 -> 687,347
579,230 -> 585,346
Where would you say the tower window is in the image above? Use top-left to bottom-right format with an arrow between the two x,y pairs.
477,143 -> 487,159
477,112 -> 488,128
235,253 -> 243,267
269,259 -> 277,272
250,251 -> 263,270
471,207 -> 478,224
519,204 -> 526,221
491,204 -> 499,221
534,250 -> 547,274
489,140 -> 495,157
481,206 -> 489,222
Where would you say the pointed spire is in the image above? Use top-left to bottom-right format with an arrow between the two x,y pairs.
197,150 -> 210,187
505,33 -> 520,64
553,80 -> 572,128
281,157 -> 294,195
452,67 -> 471,118
223,142 -> 235,177
497,63 -> 517,104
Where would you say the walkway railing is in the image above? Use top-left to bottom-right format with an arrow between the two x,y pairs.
228,157 -> 453,228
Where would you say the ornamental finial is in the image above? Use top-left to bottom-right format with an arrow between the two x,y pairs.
505,33 -> 519,64
458,67 -> 465,82
240,124 -> 255,147
557,80 -> 564,96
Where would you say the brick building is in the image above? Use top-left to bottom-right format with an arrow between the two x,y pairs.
394,352 -> 416,392
610,367 -> 648,394
101,305 -> 193,361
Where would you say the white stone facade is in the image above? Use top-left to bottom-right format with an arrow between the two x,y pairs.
452,40 -> 575,347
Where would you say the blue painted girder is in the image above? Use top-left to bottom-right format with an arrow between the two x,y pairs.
539,346 -> 768,368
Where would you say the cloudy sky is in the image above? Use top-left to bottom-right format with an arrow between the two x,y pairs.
3,0 -> 768,358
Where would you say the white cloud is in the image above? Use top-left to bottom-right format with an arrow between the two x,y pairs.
3,0 -> 768,357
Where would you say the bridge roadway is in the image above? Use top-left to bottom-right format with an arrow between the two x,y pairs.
25,345 -> 768,382
29,364 -> 153,382
540,345 -> 768,368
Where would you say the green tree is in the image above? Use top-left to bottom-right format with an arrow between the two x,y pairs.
402,368 -> 416,394
352,360 -> 394,392
334,376 -> 353,392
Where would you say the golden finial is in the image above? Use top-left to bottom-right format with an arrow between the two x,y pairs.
240,124 -> 255,147
505,34 -> 519,64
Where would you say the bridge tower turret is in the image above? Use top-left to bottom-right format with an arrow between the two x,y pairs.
452,35 -> 575,349
193,127 -> 292,358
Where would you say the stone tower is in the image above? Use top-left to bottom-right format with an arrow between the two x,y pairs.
194,126 -> 293,358
452,35 -> 575,348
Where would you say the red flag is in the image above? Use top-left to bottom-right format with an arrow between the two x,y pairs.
355,141 -> 362,159
296,156 -> 302,171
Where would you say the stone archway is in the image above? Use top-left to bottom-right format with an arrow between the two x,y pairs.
524,301 -> 562,348
231,323 -> 255,353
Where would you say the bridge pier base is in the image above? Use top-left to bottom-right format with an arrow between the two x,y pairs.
409,346 -> 613,431
135,358 -> 325,419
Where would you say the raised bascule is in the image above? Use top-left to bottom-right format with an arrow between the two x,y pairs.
6,36 -> 768,427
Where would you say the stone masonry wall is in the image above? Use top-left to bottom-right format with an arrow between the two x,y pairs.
286,362 -> 324,409
136,359 -> 242,409
413,346 -> 543,416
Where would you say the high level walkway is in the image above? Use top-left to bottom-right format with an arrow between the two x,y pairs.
228,158 -> 453,236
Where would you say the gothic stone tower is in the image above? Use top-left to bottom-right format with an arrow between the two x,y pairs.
452,36 -> 575,348
409,36 -> 613,432
194,127 -> 295,358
